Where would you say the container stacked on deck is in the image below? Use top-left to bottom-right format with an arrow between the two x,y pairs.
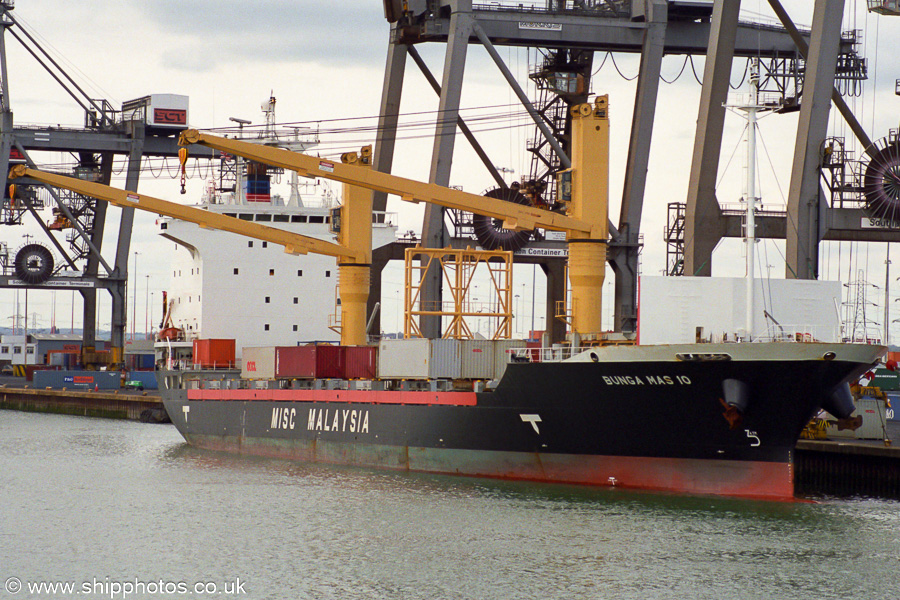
242,345 -> 377,380
378,339 -> 525,381
240,340 -> 524,381
193,339 -> 236,369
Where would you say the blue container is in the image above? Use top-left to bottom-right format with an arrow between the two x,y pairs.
243,179 -> 270,195
126,371 -> 158,390
138,354 -> 156,370
34,370 -> 120,390
887,393 -> 900,421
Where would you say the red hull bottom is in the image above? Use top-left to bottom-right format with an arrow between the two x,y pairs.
186,435 -> 795,500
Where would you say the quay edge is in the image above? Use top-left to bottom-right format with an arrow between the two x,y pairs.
1,386 -> 168,422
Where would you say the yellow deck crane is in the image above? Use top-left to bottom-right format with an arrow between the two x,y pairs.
11,95 -> 611,346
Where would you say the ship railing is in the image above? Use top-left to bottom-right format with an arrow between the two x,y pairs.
749,324 -> 841,344
507,345 -> 592,363
168,361 -> 239,372
373,211 -> 397,227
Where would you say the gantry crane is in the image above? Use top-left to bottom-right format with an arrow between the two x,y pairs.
12,96 -> 611,348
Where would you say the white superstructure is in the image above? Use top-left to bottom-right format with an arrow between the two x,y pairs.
638,276 -> 842,344
158,97 -> 397,358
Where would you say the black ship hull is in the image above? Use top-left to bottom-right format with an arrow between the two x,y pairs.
160,342 -> 884,499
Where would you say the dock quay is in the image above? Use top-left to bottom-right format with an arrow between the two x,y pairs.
0,385 -> 167,422
795,426 -> 900,500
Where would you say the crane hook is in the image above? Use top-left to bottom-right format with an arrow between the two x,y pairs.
178,147 -> 189,194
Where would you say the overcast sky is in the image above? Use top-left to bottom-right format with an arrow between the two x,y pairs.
3,1 -> 900,338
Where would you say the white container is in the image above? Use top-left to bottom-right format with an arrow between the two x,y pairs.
460,340 -> 494,380
852,397 -> 888,440
378,338 -> 461,380
379,338 -> 429,379
826,397 -> 888,440
492,339 -> 526,381
121,94 -> 189,128
241,346 -> 276,379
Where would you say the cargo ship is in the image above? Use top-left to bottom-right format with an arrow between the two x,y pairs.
158,339 -> 884,499
15,99 -> 887,500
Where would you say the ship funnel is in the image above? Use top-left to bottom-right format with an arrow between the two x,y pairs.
822,382 -> 855,420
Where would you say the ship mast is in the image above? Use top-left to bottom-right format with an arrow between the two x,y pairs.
735,58 -> 762,339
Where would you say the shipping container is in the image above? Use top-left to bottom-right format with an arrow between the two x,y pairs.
853,397 -> 889,439
430,339 -> 462,379
315,345 -> 345,379
275,346 -> 317,379
49,352 -> 77,369
378,339 -> 461,380
886,393 -> 899,421
460,340 -> 494,380
273,345 -> 347,379
121,94 -> 189,129
379,338 -> 428,379
34,370 -> 120,390
869,366 -> 900,391
344,346 -> 377,379
26,365 -> 60,381
193,339 -> 236,368
241,346 -> 276,379
126,371 -> 159,390
827,396 -> 889,439
137,353 -> 156,370
492,340 -> 526,381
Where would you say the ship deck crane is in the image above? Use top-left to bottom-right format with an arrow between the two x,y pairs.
11,96 -> 611,346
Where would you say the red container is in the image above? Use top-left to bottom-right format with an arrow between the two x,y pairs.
315,345 -> 345,379
275,346 -> 317,378
193,339 -> 236,368
344,346 -> 377,379
274,345 -> 345,379
25,365 -> 60,381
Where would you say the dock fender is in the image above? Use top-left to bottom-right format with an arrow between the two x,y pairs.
822,382 -> 855,420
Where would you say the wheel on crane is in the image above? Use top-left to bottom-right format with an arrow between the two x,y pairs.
14,243 -> 54,284
472,187 -> 535,252
861,136 -> 900,221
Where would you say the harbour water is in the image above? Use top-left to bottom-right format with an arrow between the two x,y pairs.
2,410 -> 899,600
